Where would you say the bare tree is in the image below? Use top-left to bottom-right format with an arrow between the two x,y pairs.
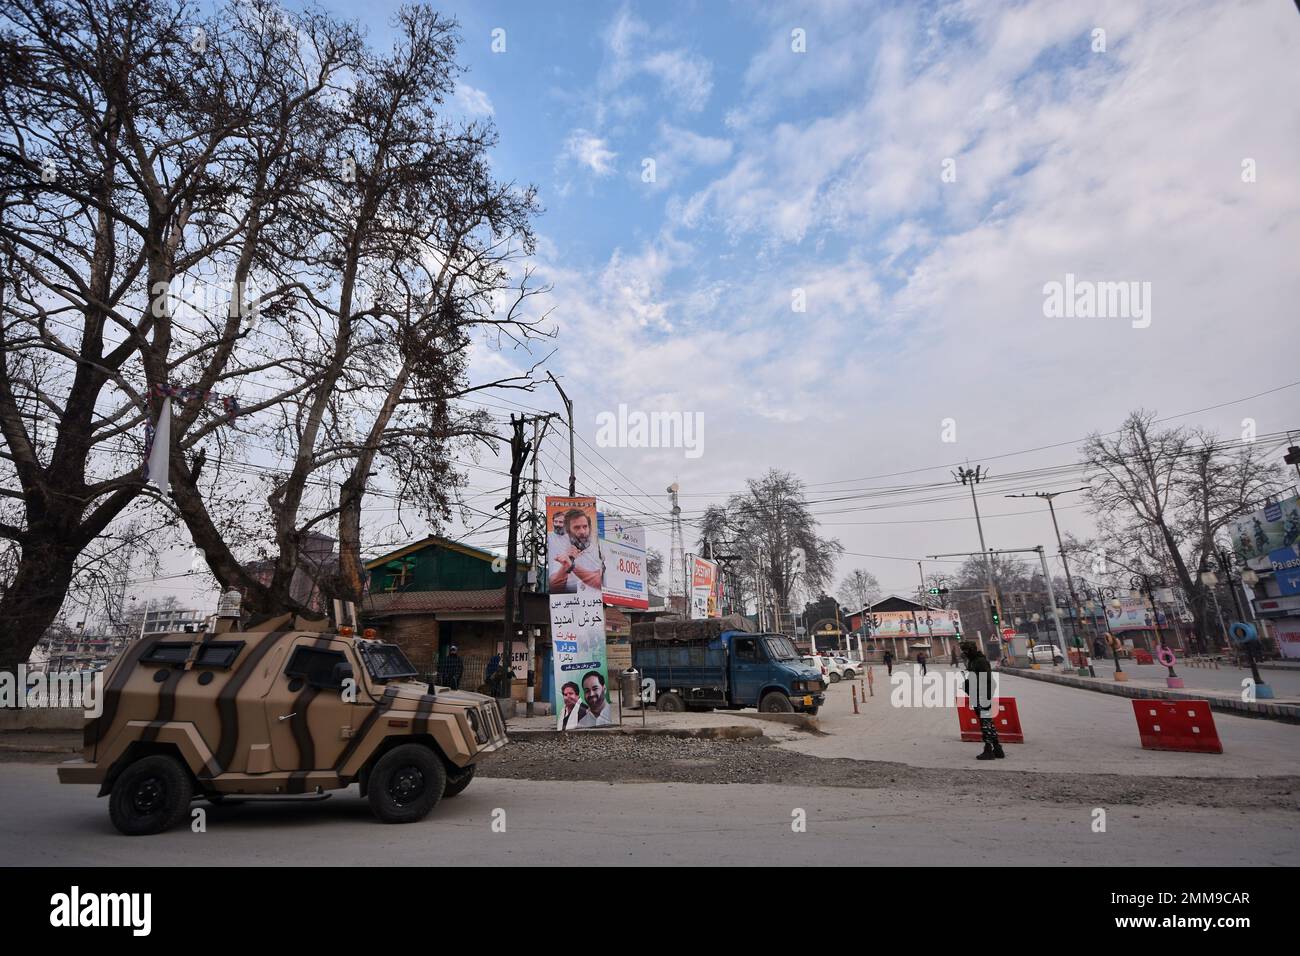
163,6 -> 548,616
697,470 -> 842,619
1083,410 -> 1286,652
0,0 -> 356,669
837,568 -> 882,612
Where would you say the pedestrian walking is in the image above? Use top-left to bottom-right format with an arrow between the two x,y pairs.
441,645 -> 464,690
917,650 -> 928,676
882,649 -> 894,676
960,640 -> 1004,760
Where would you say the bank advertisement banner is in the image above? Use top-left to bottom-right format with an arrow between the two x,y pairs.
1269,545 -> 1300,597
866,609 -> 962,637
546,496 -> 603,595
687,555 -> 719,619
1231,494 -> 1300,563
597,513 -> 648,609
550,591 -> 611,730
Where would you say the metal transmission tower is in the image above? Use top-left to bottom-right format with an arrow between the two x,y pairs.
667,483 -> 685,610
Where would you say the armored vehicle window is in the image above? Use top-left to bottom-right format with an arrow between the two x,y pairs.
141,642 -> 193,665
196,641 -> 244,669
356,642 -> 418,682
284,646 -> 350,689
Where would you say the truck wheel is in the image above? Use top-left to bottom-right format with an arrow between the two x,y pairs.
108,754 -> 194,836
442,764 -> 475,798
656,691 -> 685,713
367,744 -> 446,824
759,693 -> 794,714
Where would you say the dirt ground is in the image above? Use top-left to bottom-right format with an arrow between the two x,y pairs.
479,731 -> 1300,811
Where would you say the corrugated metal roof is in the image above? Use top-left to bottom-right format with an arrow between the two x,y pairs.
364,589 -> 506,615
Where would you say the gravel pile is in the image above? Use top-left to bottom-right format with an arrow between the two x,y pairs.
481,732 -> 1300,811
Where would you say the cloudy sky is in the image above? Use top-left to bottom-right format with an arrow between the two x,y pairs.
137,0 -> 1298,609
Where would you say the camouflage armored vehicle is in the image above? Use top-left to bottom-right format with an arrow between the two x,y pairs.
57,614 -> 507,835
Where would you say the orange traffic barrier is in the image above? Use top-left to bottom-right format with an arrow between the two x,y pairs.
1131,700 -> 1222,754
956,697 -> 1024,744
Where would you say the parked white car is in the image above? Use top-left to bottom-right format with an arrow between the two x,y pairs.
820,655 -> 845,682
800,655 -> 831,683
1029,642 -> 1065,665
833,656 -> 862,679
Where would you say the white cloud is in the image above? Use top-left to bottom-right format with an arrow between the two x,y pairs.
454,83 -> 494,117
642,50 -> 713,112
560,129 -> 619,177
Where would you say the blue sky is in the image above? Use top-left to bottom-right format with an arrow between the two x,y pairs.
335,0 -> 1299,596
141,0 -> 1300,607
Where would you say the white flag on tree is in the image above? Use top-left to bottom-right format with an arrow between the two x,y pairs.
145,397 -> 172,497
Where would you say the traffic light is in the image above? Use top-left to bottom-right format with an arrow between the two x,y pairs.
927,587 -> 949,595
990,601 -> 1000,627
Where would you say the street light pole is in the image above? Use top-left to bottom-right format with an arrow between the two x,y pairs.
1006,488 -> 1095,676
546,372 -> 576,496
1214,549 -> 1272,699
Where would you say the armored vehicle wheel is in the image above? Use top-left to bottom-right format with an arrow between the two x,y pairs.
443,764 -> 475,798
368,744 -> 446,824
109,754 -> 194,836
655,691 -> 685,712
759,692 -> 794,713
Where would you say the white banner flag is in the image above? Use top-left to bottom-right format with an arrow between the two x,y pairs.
145,397 -> 171,498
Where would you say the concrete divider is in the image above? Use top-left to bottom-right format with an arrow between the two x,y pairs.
0,707 -> 85,731
999,665 -> 1300,724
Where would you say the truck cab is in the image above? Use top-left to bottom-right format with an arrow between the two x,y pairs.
631,616 -> 825,716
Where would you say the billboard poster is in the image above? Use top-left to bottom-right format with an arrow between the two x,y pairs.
865,609 -> 963,637
1268,544 -> 1300,597
1106,595 -> 1154,632
688,555 -> 719,619
550,591 -> 611,730
1230,494 -> 1300,563
546,496 -> 603,595
597,513 -> 649,610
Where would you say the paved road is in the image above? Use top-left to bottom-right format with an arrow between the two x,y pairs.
792,665 -> 1300,777
1,763 -> 1294,866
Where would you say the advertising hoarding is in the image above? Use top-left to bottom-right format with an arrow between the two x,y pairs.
550,590 -> 611,730
597,513 -> 648,610
687,555 -> 719,619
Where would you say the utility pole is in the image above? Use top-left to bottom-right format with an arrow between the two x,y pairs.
1006,488 -> 1095,676
953,465 -> 1006,641
546,372 -> 575,496
498,415 -> 535,714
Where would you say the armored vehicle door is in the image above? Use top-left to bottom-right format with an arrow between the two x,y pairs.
262,634 -> 368,773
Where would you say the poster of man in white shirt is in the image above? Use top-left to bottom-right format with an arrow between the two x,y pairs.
547,497 -> 604,593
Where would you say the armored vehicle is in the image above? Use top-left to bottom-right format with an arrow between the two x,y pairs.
57,614 -> 507,835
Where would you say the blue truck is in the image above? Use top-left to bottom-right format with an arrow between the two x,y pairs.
630,616 -> 826,715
